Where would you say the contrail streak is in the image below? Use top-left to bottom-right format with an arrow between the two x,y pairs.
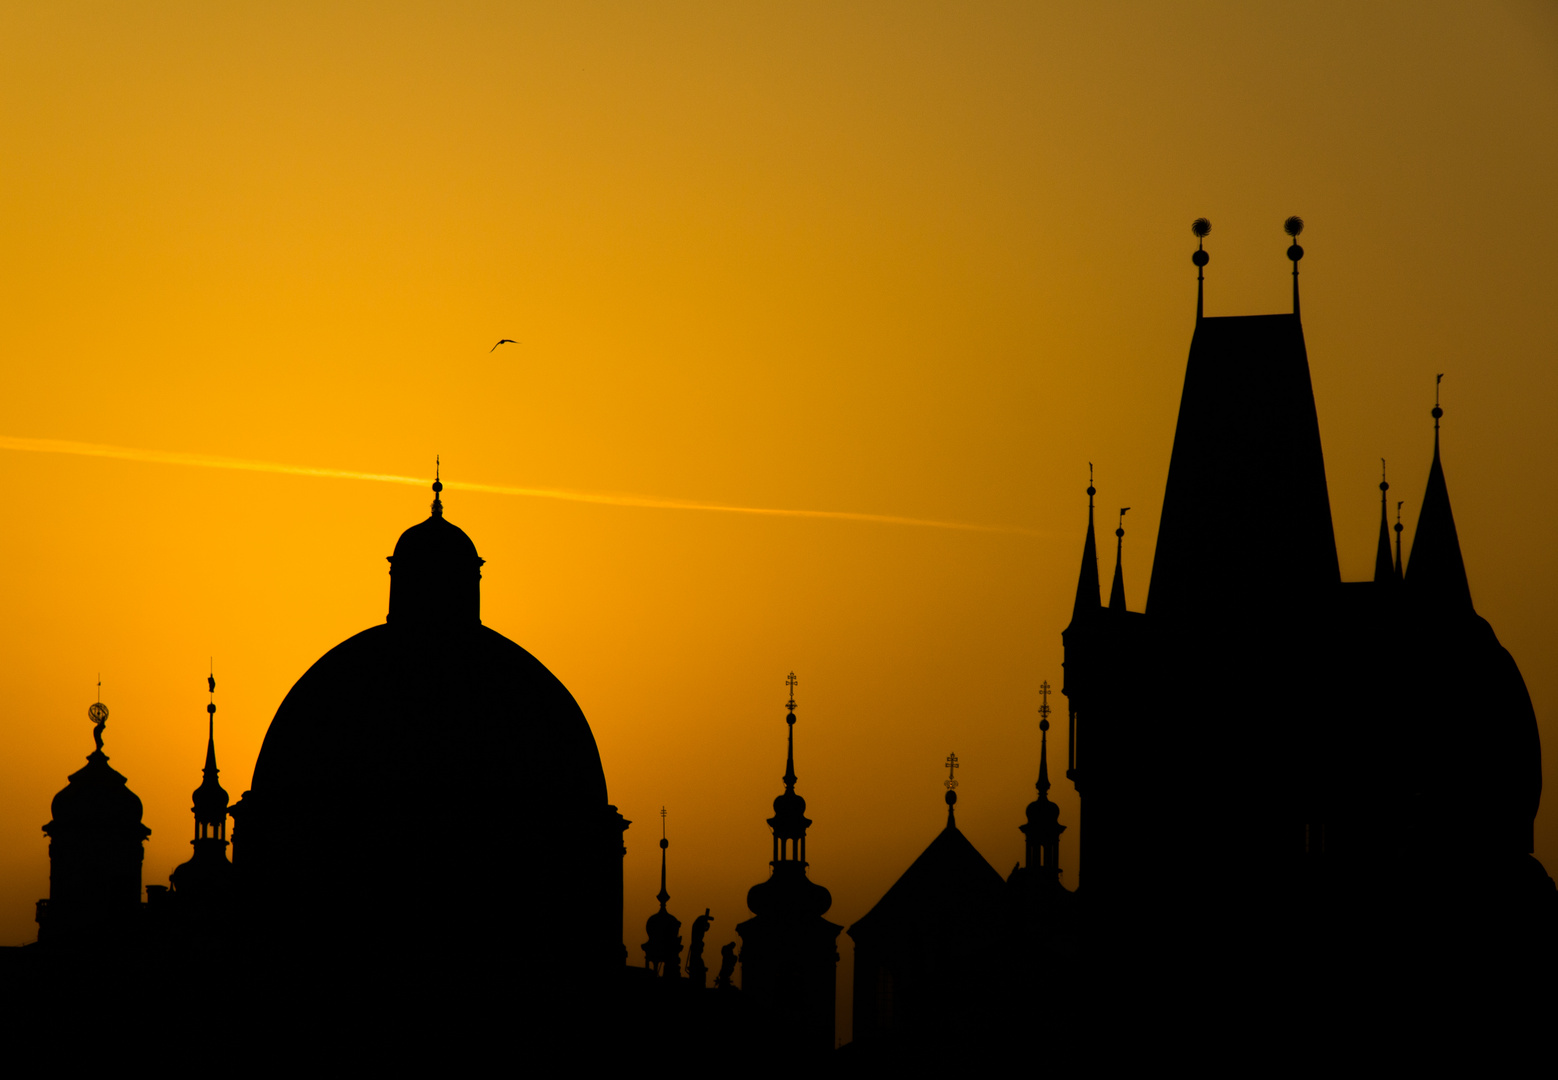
0,435 -> 1040,537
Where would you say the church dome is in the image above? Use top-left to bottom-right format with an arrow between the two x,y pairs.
49,752 -> 146,831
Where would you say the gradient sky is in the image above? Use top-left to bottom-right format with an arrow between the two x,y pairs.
3,2 -> 1556,1038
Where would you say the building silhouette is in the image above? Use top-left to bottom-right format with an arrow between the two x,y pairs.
5,217 -> 1555,1054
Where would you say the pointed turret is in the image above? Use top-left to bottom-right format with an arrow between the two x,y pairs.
736,673 -> 843,1054
171,669 -> 235,904
1406,378 -> 1473,612
641,807 -> 683,977
1374,462 -> 1395,584
1020,681 -> 1066,891
1067,470 -> 1101,631
1109,508 -> 1130,612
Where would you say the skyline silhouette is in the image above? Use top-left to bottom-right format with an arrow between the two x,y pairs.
2,4 -> 1557,1049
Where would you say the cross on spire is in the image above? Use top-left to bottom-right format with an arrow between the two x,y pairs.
1038,680 -> 1052,725
944,752 -> 959,790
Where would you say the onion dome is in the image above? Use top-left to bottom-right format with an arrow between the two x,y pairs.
641,809 -> 684,976
387,467 -> 485,625
745,675 -> 833,919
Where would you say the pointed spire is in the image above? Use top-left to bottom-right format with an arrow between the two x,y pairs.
783,671 -> 798,792
1374,460 -> 1395,584
1406,375 -> 1473,611
657,807 -> 670,909
192,664 -> 230,830
1036,681 -> 1053,797
430,457 -> 444,518
943,752 -> 960,829
1069,467 -> 1101,627
1109,508 -> 1130,612
1285,216 -> 1305,317
1191,218 -> 1211,320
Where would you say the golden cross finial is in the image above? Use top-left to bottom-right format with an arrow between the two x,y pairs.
1038,680 -> 1052,720
785,672 -> 798,711
944,751 -> 959,790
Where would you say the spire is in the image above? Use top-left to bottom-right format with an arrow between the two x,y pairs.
1109,507 -> 1130,612
1405,375 -> 1473,611
191,665 -> 229,834
1192,218 -> 1211,320
783,672 -> 798,793
1069,467 -> 1101,628
657,807 -> 670,909
641,806 -> 683,977
1374,460 -> 1395,584
1020,681 -> 1065,887
1285,216 -> 1305,317
431,457 -> 443,518
943,752 -> 959,829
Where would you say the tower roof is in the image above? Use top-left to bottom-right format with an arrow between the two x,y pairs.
1406,391 -> 1473,612
387,474 -> 485,625
1147,312 -> 1339,617
1066,473 -> 1101,632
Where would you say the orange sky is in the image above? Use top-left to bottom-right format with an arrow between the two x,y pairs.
3,2 -> 1556,1038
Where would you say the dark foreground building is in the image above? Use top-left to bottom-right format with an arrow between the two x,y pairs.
5,220 -> 1554,1058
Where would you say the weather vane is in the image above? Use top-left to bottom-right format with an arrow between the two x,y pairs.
944,751 -> 959,790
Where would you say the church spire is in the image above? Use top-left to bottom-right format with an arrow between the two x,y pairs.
1068,467 -> 1101,629
1395,501 -> 1405,581
1109,508 -> 1130,612
641,807 -> 683,977
1192,218 -> 1211,320
1021,681 -> 1065,888
1374,460 -> 1395,584
431,457 -> 444,518
170,667 -> 234,903
1405,376 -> 1473,611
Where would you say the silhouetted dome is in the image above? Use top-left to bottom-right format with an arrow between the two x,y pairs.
1026,797 -> 1061,826
391,514 -> 482,571
773,789 -> 806,819
747,865 -> 832,919
49,752 -> 146,830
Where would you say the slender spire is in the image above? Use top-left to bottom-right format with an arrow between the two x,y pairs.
1036,681 -> 1053,797
431,457 -> 444,518
1285,216 -> 1305,316
191,664 -> 230,834
1406,375 -> 1473,611
943,752 -> 959,829
1069,467 -> 1101,627
1374,460 -> 1395,584
783,671 -> 798,792
1109,507 -> 1130,612
657,807 -> 670,909
1192,218 -> 1211,320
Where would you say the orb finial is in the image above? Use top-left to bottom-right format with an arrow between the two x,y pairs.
1433,374 -> 1444,423
431,456 -> 444,518
87,677 -> 109,753
1285,216 -> 1306,314
1191,218 -> 1211,319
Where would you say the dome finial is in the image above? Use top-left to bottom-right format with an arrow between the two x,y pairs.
431,456 -> 444,518
783,672 -> 798,791
1285,216 -> 1305,316
88,677 -> 109,754
1433,373 -> 1444,430
944,751 -> 960,828
1191,218 -> 1211,320
1037,681 -> 1053,797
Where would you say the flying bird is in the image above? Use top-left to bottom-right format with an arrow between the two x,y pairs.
490,339 -> 519,352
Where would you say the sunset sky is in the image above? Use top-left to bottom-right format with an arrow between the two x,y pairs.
2,3 -> 1556,1036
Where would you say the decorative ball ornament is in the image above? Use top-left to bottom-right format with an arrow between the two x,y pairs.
1284,216 -> 1305,237
1039,717 -> 1050,732
1192,250 -> 1210,267
1432,406 -> 1443,419
660,838 -> 669,850
945,789 -> 957,807
1288,244 -> 1304,262
1191,218 -> 1211,239
208,703 -> 217,715
88,702 -> 109,725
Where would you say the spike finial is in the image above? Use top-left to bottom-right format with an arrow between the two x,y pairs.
1285,216 -> 1305,316
1433,374 -> 1444,426
1191,218 -> 1211,319
431,456 -> 444,518
1037,680 -> 1053,795
782,673 -> 798,791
